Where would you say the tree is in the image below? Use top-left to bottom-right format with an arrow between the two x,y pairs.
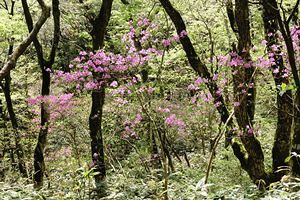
21,0 -> 60,187
0,0 -> 27,177
86,0 -> 114,191
158,0 -> 300,189
261,0 -> 293,181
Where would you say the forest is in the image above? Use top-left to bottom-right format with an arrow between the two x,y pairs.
1,0 -> 300,199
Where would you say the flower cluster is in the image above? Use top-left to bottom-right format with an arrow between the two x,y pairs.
121,113 -> 144,139
161,30 -> 188,47
165,114 -> 185,129
28,93 -> 75,130
55,49 -> 157,92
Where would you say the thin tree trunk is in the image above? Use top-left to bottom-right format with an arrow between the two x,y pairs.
0,99 -> 8,180
33,66 -> 51,187
89,88 -> 106,181
3,50 -> 27,176
1,1 -> 27,176
22,0 -> 60,187
88,0 -> 113,190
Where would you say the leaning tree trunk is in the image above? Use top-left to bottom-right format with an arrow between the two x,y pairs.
261,0 -> 293,182
88,0 -> 113,190
3,51 -> 27,176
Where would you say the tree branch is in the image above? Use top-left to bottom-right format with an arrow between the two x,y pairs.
22,0 -> 45,66
287,0 -> 300,24
120,0 -> 129,5
49,0 -> 61,65
158,0 -> 231,125
0,0 -> 50,81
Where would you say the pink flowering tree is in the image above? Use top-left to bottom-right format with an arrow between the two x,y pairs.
46,16 -> 192,197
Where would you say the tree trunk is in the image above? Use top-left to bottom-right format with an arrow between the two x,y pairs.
22,0 -> 60,187
33,66 -> 51,187
3,73 -> 27,176
89,88 -> 106,182
231,0 -> 268,188
265,0 -> 300,177
2,21 -> 27,176
0,99 -> 8,180
292,90 -> 300,176
88,0 -> 113,191
159,0 -> 269,188
261,0 -> 293,181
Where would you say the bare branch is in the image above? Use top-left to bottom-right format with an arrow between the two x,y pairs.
49,0 -> 61,65
0,0 -> 50,81
10,0 -> 15,15
287,0 -> 300,24
120,0 -> 129,4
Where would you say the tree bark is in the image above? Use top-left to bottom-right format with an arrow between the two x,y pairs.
261,0 -> 293,181
1,2 -> 27,177
266,0 -> 300,177
233,0 -> 268,188
2,64 -> 27,177
88,0 -> 113,188
159,0 -> 270,188
22,0 -> 60,187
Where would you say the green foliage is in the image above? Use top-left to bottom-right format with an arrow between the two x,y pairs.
1,0 -> 300,199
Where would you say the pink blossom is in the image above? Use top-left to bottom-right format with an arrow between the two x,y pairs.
134,113 -> 142,124
110,81 -> 118,87
162,39 -> 171,47
147,87 -> 155,94
273,68 -> 279,74
194,77 -> 204,86
191,96 -> 197,104
261,40 -> 268,46
234,102 -> 240,107
158,107 -> 171,113
165,114 -> 185,129
214,101 -> 222,108
188,84 -> 197,91
143,18 -> 151,26
179,30 -> 188,38
171,35 -> 180,42
212,74 -> 218,81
